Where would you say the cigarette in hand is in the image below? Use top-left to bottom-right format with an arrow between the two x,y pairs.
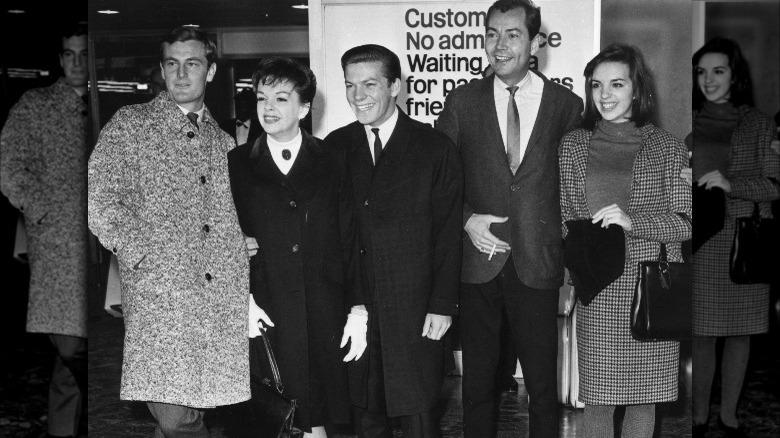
488,243 -> 496,261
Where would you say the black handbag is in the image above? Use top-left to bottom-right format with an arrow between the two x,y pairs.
631,243 -> 691,341
729,202 -> 778,284
222,335 -> 302,438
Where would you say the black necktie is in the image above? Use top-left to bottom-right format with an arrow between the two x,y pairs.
371,127 -> 382,165
506,86 -> 521,174
187,112 -> 199,129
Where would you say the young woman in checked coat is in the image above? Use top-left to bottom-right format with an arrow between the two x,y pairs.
559,44 -> 691,437
690,38 -> 780,437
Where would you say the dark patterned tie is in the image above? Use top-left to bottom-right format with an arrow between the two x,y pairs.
187,112 -> 199,129
371,127 -> 382,165
506,86 -> 521,174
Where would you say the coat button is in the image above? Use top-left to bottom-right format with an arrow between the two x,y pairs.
360,248 -> 366,255
112,247 -> 118,254
200,175 -> 206,184
187,131 -> 195,139
203,224 -> 210,233
510,185 -> 519,192
289,200 -> 297,208
205,273 -> 212,281
364,200 -> 369,207
292,244 -> 299,253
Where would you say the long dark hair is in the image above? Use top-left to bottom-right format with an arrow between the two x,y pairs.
692,37 -> 754,111
581,43 -> 656,131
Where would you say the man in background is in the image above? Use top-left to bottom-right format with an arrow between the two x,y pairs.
0,22 -> 89,438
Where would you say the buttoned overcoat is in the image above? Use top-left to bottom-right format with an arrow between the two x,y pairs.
323,110 -> 463,416
88,91 -> 250,408
0,77 -> 89,338
227,131 -> 362,428
559,123 -> 691,404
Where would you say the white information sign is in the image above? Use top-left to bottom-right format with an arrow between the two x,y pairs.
309,0 -> 600,137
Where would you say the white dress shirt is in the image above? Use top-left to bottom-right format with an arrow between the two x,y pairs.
493,71 -> 544,164
363,106 -> 399,164
267,129 -> 302,175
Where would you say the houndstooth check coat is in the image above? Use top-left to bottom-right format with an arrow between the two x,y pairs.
0,77 -> 89,338
691,106 -> 780,336
559,122 -> 691,404
88,91 -> 251,408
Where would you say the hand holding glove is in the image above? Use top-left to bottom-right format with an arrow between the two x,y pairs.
340,306 -> 368,362
248,294 -> 274,338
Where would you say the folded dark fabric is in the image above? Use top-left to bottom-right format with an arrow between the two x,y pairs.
692,184 -> 725,253
564,219 -> 626,306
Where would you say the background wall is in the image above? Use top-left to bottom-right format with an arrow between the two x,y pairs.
602,0 -> 692,140
705,1 -> 780,119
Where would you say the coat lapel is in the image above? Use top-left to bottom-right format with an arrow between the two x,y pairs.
249,133 -> 288,187
478,77 -> 513,178
376,108 -> 413,168
286,130 -> 324,200
523,73 -> 553,168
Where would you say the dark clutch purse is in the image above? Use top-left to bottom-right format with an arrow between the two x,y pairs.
631,243 -> 691,341
222,335 -> 302,438
729,202 -> 778,284
563,220 -> 626,306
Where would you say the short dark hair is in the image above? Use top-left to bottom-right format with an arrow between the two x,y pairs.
692,37 -> 754,110
581,43 -> 656,130
340,44 -> 402,84
251,56 -> 317,105
61,21 -> 87,41
486,0 -> 541,39
160,26 -> 217,66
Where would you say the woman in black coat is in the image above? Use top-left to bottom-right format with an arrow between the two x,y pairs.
227,57 -> 366,437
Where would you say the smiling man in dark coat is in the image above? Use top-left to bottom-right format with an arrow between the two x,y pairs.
436,0 -> 583,436
324,44 -> 463,437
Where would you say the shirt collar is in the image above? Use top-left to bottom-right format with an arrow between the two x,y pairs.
364,105 -> 399,143
494,71 -> 532,97
175,103 -> 205,121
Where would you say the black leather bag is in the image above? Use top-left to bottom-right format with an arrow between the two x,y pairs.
729,202 -> 778,284
222,335 -> 302,438
631,243 -> 691,341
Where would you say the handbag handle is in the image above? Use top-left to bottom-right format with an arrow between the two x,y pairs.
259,334 -> 285,394
657,243 -> 672,289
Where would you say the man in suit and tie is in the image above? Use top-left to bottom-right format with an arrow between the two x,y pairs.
219,88 -> 263,147
324,44 -> 463,437
437,0 -> 583,436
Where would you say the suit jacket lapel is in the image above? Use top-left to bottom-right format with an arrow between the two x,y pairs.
523,75 -> 553,168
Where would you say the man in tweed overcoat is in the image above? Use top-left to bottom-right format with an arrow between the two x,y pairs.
0,22 -> 89,437
88,27 -> 250,436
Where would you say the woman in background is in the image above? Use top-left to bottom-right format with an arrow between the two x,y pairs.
559,43 -> 691,437
690,37 -> 779,438
227,56 -> 367,437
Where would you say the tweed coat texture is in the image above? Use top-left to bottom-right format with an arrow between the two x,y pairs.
227,130 -> 362,429
88,91 -> 251,408
323,109 -> 464,417
437,71 -> 583,289
691,106 -> 780,336
0,77 -> 88,338
559,122 -> 691,404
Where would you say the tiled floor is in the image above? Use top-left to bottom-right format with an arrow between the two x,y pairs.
87,298 -> 697,437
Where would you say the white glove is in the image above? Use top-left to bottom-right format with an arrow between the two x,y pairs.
340,307 -> 368,362
248,294 -> 274,338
